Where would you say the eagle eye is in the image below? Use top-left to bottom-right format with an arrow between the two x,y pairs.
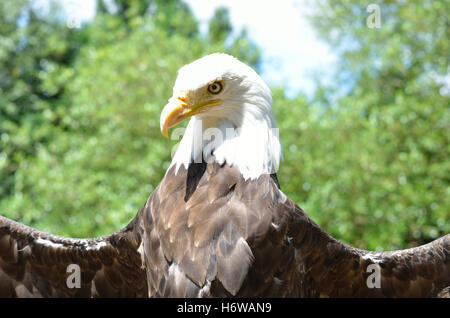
207,81 -> 223,94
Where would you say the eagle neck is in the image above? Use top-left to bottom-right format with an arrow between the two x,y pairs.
169,108 -> 282,180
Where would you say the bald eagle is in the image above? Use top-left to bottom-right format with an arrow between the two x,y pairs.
0,53 -> 449,298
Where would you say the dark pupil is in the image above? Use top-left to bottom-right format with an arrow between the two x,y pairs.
212,84 -> 217,90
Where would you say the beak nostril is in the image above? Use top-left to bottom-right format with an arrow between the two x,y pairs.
177,96 -> 189,108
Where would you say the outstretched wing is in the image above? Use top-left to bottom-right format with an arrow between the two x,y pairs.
284,198 -> 450,297
0,209 -> 147,298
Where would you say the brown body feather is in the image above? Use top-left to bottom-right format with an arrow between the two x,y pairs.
1,160 -> 449,297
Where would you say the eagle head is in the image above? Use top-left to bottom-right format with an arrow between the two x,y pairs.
160,53 -> 282,180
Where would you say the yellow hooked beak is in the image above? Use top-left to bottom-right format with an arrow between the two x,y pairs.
160,93 -> 221,138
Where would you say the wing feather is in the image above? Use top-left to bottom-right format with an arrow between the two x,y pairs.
285,200 -> 450,297
0,212 -> 147,298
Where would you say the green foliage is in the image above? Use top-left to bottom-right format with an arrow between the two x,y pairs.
309,0 -> 449,104
207,7 -> 261,71
275,89 -> 449,250
0,0 -> 82,199
0,0 -> 447,250
208,7 -> 232,43
299,0 -> 450,249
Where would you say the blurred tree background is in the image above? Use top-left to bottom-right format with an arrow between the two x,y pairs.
0,0 -> 448,250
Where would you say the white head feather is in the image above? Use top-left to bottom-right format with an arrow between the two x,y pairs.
164,53 -> 282,180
